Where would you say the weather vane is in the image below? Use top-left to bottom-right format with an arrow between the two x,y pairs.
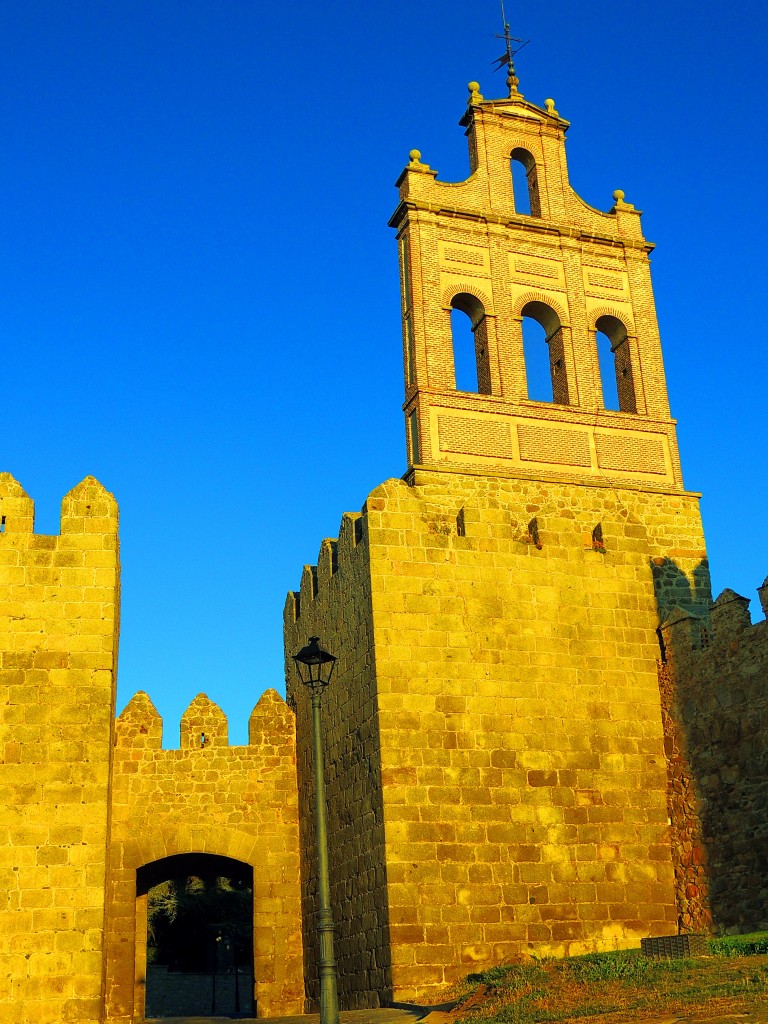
493,0 -> 529,96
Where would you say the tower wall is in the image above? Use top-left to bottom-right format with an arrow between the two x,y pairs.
285,75 -> 716,1007
0,474 -> 120,1024
285,472 -> 710,1005
284,518 -> 391,1011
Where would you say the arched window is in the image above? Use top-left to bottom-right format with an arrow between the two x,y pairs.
521,300 -> 570,404
450,293 -> 491,394
511,148 -> 541,217
595,314 -> 637,413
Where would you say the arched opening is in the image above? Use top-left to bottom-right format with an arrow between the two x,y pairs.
511,148 -> 541,217
595,314 -> 637,413
521,300 -> 570,404
450,293 -> 491,394
138,853 -> 254,1018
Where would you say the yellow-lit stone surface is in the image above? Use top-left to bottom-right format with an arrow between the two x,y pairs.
0,475 -> 304,1024
285,472 -> 710,1006
105,688 -> 304,1022
0,474 -> 120,1024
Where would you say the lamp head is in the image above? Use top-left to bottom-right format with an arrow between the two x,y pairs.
292,636 -> 336,689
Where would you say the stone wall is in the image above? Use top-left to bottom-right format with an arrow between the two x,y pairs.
104,688 -> 304,1022
660,581 -> 768,934
0,474 -> 120,1024
285,468 -> 711,1007
284,515 -> 391,1012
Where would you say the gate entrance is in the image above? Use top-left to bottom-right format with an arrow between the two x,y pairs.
137,853 -> 254,1018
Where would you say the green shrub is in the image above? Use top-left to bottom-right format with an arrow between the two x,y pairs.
709,931 -> 768,957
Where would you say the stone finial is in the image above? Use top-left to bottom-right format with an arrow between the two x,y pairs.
545,98 -> 558,116
406,149 -> 434,175
612,189 -> 635,212
758,575 -> 768,620
467,81 -> 483,105
711,588 -> 752,634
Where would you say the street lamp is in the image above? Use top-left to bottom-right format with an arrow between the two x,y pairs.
293,637 -> 339,1024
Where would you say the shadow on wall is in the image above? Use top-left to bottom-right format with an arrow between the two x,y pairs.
650,556 -> 712,626
657,567 -> 768,936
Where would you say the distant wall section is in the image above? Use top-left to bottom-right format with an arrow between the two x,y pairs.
661,581 -> 768,934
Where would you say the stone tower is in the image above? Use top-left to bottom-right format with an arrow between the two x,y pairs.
0,475 -> 121,1024
286,75 -> 711,1009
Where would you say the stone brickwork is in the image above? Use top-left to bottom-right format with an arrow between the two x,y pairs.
284,522 -> 391,1011
285,471 -> 711,1006
105,687 -> 303,1022
0,473 -> 120,1024
660,583 -> 768,934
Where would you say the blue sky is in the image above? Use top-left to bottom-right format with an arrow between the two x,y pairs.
2,1 -> 766,744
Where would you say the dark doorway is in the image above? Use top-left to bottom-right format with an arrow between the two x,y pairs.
138,853 -> 254,1018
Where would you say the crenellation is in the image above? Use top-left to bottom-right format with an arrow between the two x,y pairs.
316,537 -> 338,587
0,473 -> 35,534
710,588 -> 752,633
115,691 -> 162,749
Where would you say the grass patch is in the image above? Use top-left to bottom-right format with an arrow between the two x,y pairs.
709,930 -> 768,957
454,938 -> 768,1023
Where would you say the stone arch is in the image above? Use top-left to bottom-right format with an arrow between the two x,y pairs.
138,851 -> 255,1018
518,295 -> 574,405
440,280 -> 494,315
106,826 -> 304,1022
512,289 -> 569,327
441,283 -> 497,395
591,308 -> 639,414
121,825 -> 263,873
588,303 -> 636,336
510,146 -> 542,217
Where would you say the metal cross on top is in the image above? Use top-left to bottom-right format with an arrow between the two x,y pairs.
493,0 -> 529,96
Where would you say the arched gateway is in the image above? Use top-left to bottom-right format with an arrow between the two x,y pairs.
139,853 -> 254,1018
103,690 -> 305,1021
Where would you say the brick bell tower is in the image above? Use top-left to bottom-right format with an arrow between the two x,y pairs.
391,77 -> 681,488
285,58 -> 711,1012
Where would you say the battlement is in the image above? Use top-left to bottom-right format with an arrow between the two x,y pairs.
115,687 -> 294,752
0,471 -> 118,538
284,508 -> 368,624
0,473 -> 121,1023
109,686 -> 303,1018
659,576 -> 768,663
285,474 -> 708,630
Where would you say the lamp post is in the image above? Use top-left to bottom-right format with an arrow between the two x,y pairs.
293,636 -> 339,1024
